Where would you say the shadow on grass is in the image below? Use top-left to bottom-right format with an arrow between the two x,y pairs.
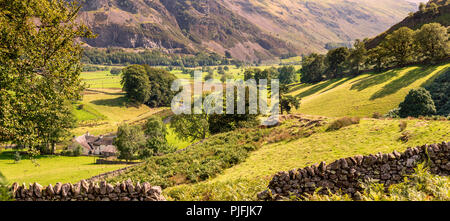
350,68 -> 403,91
85,89 -> 124,96
288,84 -> 310,93
0,150 -> 55,161
321,78 -> 352,94
91,96 -> 131,107
296,79 -> 340,98
370,66 -> 437,100
420,66 -> 449,88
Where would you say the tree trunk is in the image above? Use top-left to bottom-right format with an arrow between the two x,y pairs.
51,142 -> 55,155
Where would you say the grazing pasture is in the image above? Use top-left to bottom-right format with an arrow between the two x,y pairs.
0,151 -> 126,186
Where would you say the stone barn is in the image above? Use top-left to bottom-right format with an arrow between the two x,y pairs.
73,133 -> 118,156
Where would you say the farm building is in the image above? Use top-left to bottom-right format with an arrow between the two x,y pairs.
73,133 -> 118,157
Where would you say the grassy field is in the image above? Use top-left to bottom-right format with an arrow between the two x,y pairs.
164,118 -> 450,201
72,88 -> 165,136
0,151 -> 126,186
81,71 -> 122,89
288,63 -> 450,117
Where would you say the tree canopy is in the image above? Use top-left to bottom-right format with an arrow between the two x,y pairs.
0,0 -> 93,150
121,64 -> 177,107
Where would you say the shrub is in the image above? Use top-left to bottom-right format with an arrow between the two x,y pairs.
398,88 -> 436,118
110,67 -> 122,76
13,151 -> 21,163
61,144 -> 83,157
385,108 -> 400,118
326,117 -> 360,131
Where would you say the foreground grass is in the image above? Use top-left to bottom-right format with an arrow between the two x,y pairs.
289,63 -> 449,117
0,151 -> 126,186
164,118 -> 450,201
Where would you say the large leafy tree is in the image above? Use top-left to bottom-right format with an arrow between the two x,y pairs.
143,65 -> 177,107
348,39 -> 368,74
121,65 -> 151,104
325,47 -> 350,79
278,65 -> 297,85
114,123 -> 146,162
300,53 -> 326,83
170,113 -> 209,142
383,27 -> 416,66
415,23 -> 449,63
0,0 -> 93,149
143,116 -> 174,156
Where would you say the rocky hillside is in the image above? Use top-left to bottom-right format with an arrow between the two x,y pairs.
78,0 -> 418,61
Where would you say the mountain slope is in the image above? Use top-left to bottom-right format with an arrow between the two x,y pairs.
221,0 -> 418,54
78,0 -> 418,61
366,0 -> 450,49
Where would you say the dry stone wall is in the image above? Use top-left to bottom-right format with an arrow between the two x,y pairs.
10,179 -> 165,201
258,141 -> 450,200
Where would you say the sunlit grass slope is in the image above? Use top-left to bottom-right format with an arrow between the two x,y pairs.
288,63 -> 450,117
165,118 -> 450,201
72,88 -> 164,136
0,151 -> 126,186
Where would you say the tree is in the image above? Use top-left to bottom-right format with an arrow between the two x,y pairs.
415,23 -> 449,63
326,47 -> 350,79
121,65 -> 151,104
280,95 -> 300,114
245,67 -> 278,85
398,88 -> 437,118
367,44 -> 393,71
170,113 -> 209,142
419,2 -> 426,12
36,102 -> 76,155
225,51 -> 232,59
143,116 -> 174,156
220,72 -> 233,83
300,53 -> 326,83
383,27 -> 416,66
110,67 -> 122,75
0,0 -> 93,150
348,39 -> 368,74
114,123 -> 146,162
144,66 -> 177,107
278,65 -> 297,85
